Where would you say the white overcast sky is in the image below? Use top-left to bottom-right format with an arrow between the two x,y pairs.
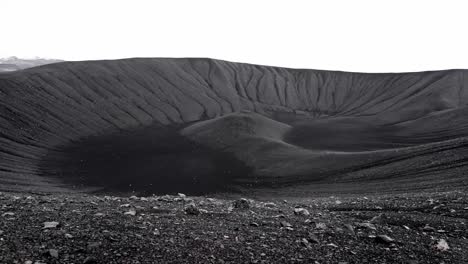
2,0 -> 468,72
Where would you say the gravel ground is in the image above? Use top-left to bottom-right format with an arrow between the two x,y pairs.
0,190 -> 467,264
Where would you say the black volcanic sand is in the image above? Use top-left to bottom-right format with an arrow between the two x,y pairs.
0,190 -> 466,264
40,123 -> 251,195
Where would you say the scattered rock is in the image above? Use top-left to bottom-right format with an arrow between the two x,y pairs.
153,229 -> 161,235
308,233 -> 320,244
375,235 -> 395,244
301,238 -> 310,247
422,224 -> 436,232
177,193 -> 186,198
280,221 -> 292,228
83,256 -> 97,264
315,222 -> 327,230
124,209 -> 137,216
2,212 -> 15,217
273,214 -> 286,218
434,239 -> 449,251
264,202 -> 276,208
48,249 -> 59,258
65,233 -> 74,239
344,224 -> 355,236
294,208 -> 310,216
184,203 -> 200,215
206,198 -> 218,203
233,198 -> 250,209
87,242 -> 101,251
370,214 -> 382,223
357,222 -> 377,230
43,221 -> 59,228
250,222 -> 260,227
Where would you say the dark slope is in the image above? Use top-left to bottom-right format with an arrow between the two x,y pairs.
1,58 -> 468,194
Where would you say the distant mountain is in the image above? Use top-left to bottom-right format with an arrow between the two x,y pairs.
0,56 -> 63,72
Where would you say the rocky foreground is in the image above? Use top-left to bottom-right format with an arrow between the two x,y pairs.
0,190 -> 467,264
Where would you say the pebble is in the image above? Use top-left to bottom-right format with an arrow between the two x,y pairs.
308,233 -> 320,243
2,212 -> 15,217
375,235 -> 395,244
344,224 -> 355,236
153,228 -> 161,235
48,249 -> 59,258
83,256 -> 97,264
357,222 -> 377,230
294,208 -> 310,216
43,221 -> 59,228
315,222 -> 327,229
434,239 -> 449,251
124,209 -> 137,216
87,242 -> 101,251
301,238 -> 310,247
422,224 -> 436,232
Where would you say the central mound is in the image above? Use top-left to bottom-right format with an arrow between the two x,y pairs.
1,58 -> 468,194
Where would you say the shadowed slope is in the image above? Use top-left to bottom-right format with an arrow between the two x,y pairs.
1,58 -> 468,193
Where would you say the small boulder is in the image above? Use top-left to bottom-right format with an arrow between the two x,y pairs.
233,198 -> 250,209
294,208 -> 310,216
184,203 -> 200,215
